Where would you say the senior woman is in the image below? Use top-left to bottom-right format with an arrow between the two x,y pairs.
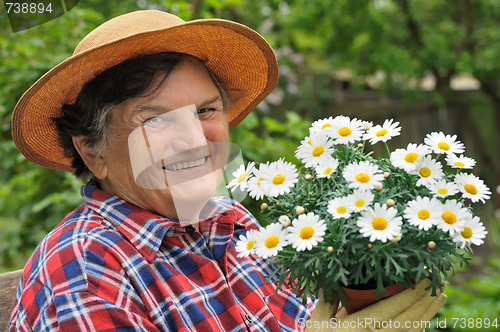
9,10 -> 445,332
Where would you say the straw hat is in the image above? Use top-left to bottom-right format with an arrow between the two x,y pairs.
12,10 -> 278,172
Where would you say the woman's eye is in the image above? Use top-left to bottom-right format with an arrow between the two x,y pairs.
197,108 -> 216,120
143,115 -> 167,125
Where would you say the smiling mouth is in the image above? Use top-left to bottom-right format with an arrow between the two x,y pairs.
162,156 -> 209,171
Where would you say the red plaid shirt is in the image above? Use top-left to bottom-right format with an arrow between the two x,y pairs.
9,183 -> 313,331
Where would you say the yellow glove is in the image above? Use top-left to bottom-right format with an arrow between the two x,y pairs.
306,279 -> 446,332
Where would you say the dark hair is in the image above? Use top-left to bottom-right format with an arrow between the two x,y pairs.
53,52 -> 230,181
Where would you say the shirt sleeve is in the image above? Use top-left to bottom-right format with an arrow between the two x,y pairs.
52,291 -> 162,332
10,289 -> 163,332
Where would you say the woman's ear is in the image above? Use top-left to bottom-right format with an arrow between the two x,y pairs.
72,137 -> 108,179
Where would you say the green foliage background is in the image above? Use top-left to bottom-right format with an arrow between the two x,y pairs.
1,1 -> 500,330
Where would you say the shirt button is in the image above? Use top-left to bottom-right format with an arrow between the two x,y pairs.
185,225 -> 195,234
245,314 -> 253,322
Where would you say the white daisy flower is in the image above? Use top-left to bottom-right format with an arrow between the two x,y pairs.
360,121 -> 373,131
427,179 -> 459,198
453,215 -> 488,249
363,119 -> 401,144
435,200 -> 469,236
260,158 -> 298,198
446,154 -> 476,170
390,143 -> 431,173
309,116 -> 337,134
403,196 -> 441,231
314,158 -> 339,179
357,203 -> 403,243
286,212 -> 327,251
254,223 -> 289,259
346,189 -> 374,212
279,215 -> 292,227
247,162 -> 270,200
295,130 -> 335,168
413,155 -> 444,187
295,135 -> 312,155
300,135 -> 311,145
454,173 -> 491,203
343,161 -> 385,190
327,197 -> 353,219
235,229 -> 259,258
226,162 -> 255,192
325,116 -> 364,145
424,132 -> 465,155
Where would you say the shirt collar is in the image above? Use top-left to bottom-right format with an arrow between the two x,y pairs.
81,182 -> 245,261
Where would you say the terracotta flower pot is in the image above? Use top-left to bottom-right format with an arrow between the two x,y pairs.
342,282 -> 407,315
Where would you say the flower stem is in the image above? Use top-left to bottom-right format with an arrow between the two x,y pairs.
384,142 -> 391,158
306,175 -> 312,199
331,176 -> 342,193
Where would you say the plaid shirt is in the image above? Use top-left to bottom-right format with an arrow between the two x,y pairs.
9,183 -> 313,331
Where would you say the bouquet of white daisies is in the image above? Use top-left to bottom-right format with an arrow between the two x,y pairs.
227,116 -> 490,306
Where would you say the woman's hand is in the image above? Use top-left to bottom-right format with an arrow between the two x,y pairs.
307,279 -> 447,331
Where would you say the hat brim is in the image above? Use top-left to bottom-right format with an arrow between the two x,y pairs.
12,19 -> 278,172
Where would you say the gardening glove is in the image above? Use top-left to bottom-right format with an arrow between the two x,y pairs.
307,278 -> 446,332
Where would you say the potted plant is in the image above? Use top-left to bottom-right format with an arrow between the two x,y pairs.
227,116 -> 490,313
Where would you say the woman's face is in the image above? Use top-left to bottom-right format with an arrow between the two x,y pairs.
92,58 -> 229,222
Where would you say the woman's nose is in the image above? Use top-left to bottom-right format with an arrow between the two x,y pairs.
170,108 -> 206,151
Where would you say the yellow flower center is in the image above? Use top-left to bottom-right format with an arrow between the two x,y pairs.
273,174 -> 285,185
372,217 -> 388,230
464,184 -> 478,195
437,188 -> 448,195
442,212 -> 457,224
355,173 -> 371,183
312,146 -> 324,157
322,123 -> 331,129
454,162 -> 465,167
355,199 -> 365,207
324,167 -> 333,175
238,173 -> 248,183
404,152 -> 419,163
265,236 -> 279,249
418,209 -> 430,219
437,142 -> 450,150
258,177 -> 264,185
300,226 -> 315,240
338,127 -> 352,137
419,167 -> 431,178
246,240 -> 254,250
461,227 -> 473,239
376,129 -> 388,137
337,206 -> 347,214
307,139 -> 311,145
